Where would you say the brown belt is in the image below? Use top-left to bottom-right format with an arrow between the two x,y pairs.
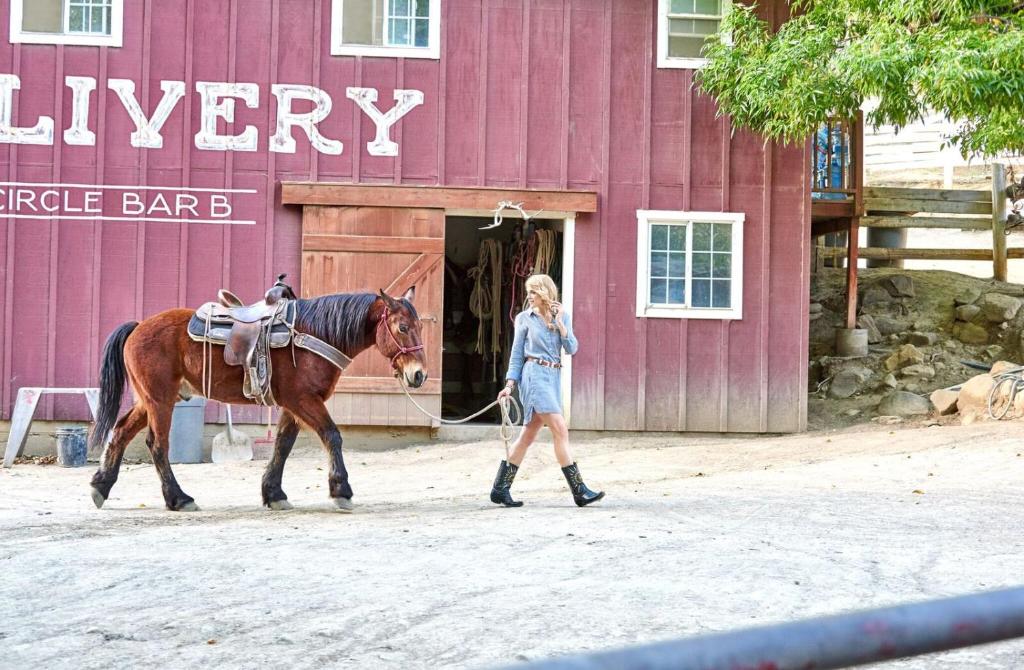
527,356 -> 561,369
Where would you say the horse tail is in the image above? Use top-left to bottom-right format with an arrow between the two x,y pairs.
89,321 -> 139,452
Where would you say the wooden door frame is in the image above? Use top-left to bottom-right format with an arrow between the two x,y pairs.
282,183 -> 598,427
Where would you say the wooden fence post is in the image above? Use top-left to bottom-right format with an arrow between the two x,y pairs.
992,161 -> 1008,282
845,216 -> 859,329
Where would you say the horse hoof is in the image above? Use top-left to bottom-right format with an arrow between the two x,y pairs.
332,497 -> 354,513
90,487 -> 106,509
267,500 -> 293,511
176,501 -> 201,512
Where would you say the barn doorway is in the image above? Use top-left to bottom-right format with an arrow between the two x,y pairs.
441,215 -> 567,423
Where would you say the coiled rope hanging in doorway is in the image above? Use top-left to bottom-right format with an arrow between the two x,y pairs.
509,226 -> 556,321
468,239 -> 503,380
532,229 -> 556,276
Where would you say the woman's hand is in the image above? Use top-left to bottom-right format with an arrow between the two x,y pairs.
498,382 -> 514,399
550,302 -> 567,334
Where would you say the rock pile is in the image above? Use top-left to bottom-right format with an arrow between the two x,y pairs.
809,269 -> 1024,427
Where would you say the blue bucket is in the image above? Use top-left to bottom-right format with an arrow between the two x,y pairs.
55,426 -> 88,467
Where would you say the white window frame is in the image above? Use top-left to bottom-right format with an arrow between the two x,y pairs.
657,0 -> 729,70
331,0 -> 441,60
635,210 -> 744,320
10,0 -> 123,47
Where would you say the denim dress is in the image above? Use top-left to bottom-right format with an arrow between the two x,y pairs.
505,308 -> 579,423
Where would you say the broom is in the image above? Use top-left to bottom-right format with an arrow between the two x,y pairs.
211,405 -> 253,463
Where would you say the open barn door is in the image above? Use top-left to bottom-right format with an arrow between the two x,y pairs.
301,206 -> 443,426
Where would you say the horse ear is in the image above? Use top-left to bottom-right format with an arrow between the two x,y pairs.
402,286 -> 416,303
378,289 -> 401,311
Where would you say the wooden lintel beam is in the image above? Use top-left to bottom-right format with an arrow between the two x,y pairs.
282,183 -> 599,213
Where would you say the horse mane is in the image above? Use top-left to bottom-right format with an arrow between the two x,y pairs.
293,292 -> 420,355
294,293 -> 378,355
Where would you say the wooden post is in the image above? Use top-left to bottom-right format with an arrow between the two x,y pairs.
852,111 -> 864,217
993,161 -> 1008,282
845,216 -> 859,329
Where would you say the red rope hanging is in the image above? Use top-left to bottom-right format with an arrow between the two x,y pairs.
508,229 -> 537,322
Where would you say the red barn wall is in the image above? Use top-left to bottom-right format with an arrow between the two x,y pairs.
0,0 -> 809,431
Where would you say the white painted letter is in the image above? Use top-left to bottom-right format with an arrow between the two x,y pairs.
345,87 -> 423,156
210,194 -> 232,218
108,79 -> 185,149
175,193 -> 199,217
63,191 -> 82,213
122,192 -> 145,215
64,76 -> 97,146
270,84 -> 342,155
195,81 -> 259,152
40,190 -> 60,212
0,75 -> 54,145
149,193 -> 172,216
84,191 -> 101,212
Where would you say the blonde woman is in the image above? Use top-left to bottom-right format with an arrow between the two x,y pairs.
490,274 -> 605,507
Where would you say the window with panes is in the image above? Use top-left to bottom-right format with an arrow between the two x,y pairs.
648,221 -> 733,309
21,0 -> 112,36
333,0 -> 439,58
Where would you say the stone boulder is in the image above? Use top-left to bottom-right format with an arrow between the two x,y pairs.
955,304 -> 982,322
953,322 -> 989,345
956,373 -> 994,424
874,316 -> 910,336
877,391 -> 932,417
881,274 -> 915,298
900,364 -> 936,379
829,366 -> 874,399
980,293 -> 1022,323
954,287 -> 982,306
991,360 -> 1022,376
884,344 -> 925,372
856,314 -> 883,344
907,332 -> 938,347
861,287 -> 893,306
930,389 -> 959,415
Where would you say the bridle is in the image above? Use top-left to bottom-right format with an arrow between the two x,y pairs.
377,305 -> 424,368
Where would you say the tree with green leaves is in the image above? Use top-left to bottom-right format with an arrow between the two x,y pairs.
697,1 -> 1024,157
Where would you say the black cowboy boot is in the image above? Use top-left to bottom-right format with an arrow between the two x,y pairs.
490,460 -> 524,507
561,462 -> 605,507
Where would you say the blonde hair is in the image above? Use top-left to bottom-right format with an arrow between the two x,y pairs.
524,275 -> 560,329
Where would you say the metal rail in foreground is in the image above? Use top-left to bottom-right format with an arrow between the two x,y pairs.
500,587 -> 1024,670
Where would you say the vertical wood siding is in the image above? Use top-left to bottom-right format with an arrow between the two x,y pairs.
0,0 -> 809,432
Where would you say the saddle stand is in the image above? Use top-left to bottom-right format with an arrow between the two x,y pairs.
188,274 -> 352,405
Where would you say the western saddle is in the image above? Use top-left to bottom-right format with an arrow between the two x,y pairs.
188,274 -> 351,405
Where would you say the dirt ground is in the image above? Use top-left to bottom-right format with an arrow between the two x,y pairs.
3,421 -> 1024,669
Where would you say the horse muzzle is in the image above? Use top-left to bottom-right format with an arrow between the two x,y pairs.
405,368 -> 427,388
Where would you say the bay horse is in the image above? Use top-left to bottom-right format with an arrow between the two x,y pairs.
88,286 -> 427,512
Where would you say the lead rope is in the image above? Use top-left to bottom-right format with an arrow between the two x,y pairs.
396,378 -> 521,461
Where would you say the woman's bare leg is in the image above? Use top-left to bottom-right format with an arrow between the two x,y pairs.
508,413 -> 545,466
541,412 -> 573,467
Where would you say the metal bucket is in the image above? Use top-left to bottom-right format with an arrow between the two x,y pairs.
55,426 -> 88,467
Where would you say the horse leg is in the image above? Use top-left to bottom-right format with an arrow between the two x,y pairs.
291,399 -> 354,512
89,405 -> 148,508
145,404 -> 199,511
262,410 -> 300,510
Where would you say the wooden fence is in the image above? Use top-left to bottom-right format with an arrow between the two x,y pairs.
818,163 -> 1018,281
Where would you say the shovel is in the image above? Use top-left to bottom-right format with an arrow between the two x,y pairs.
211,405 -> 253,463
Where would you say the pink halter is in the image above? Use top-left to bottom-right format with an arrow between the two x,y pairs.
378,305 -> 424,367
